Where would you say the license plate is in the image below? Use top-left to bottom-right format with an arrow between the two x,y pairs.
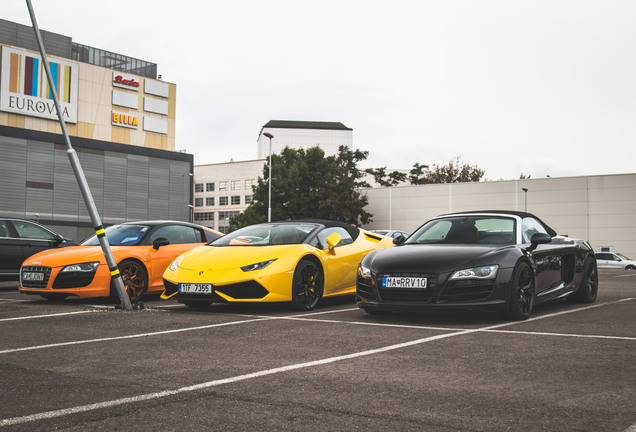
382,277 -> 427,289
179,283 -> 213,294
22,272 -> 44,281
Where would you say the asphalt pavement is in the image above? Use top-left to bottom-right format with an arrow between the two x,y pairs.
0,270 -> 634,431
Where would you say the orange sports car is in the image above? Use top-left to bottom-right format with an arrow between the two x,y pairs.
19,221 -> 222,302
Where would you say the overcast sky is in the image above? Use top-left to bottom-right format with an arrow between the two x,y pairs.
5,1 -> 636,180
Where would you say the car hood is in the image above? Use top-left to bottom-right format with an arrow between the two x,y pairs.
178,245 -> 304,271
364,244 -> 515,274
22,245 -> 130,266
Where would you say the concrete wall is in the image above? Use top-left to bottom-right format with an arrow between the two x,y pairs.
362,173 -> 636,258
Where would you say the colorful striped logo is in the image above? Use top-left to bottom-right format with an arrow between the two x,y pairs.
8,52 -> 73,103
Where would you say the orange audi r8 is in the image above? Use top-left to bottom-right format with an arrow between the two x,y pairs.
19,221 -> 222,302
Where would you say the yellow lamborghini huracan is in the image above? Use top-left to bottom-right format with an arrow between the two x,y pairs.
161,220 -> 396,310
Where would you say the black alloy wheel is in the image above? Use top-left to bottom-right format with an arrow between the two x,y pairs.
291,259 -> 324,311
111,259 -> 148,303
506,261 -> 535,320
567,257 -> 599,303
626,265 -> 636,270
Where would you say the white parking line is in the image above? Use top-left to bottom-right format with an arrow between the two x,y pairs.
0,310 -> 102,322
0,298 -> 632,427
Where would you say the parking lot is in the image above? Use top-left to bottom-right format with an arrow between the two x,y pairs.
0,270 -> 634,431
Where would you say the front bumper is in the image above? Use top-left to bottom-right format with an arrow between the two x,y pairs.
356,267 -> 513,313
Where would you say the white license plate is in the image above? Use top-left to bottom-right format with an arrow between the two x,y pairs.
22,272 -> 44,281
179,283 -> 213,294
382,277 -> 427,289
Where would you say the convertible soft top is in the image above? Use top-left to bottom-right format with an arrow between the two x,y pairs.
441,210 -> 558,237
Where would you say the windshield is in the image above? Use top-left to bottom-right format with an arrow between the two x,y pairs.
616,253 -> 631,260
406,216 -> 516,245
211,223 -> 318,246
81,224 -> 150,246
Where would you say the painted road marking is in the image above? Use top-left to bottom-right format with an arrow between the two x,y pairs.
0,298 -> 633,427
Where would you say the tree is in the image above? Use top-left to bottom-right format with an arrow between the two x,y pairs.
365,167 -> 408,187
409,162 -> 430,185
426,157 -> 485,183
230,146 -> 372,230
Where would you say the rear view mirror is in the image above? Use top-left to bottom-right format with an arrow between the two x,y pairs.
528,233 -> 551,251
153,237 -> 170,250
326,232 -> 342,252
393,234 -> 406,246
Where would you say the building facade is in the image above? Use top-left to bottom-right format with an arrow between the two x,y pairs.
193,159 -> 264,233
0,19 -> 191,241
362,173 -> 636,259
194,120 -> 354,232
257,120 -> 352,159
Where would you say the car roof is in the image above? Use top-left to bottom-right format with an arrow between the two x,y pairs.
438,210 -> 557,237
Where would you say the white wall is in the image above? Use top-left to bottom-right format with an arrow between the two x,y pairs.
362,173 -> 636,258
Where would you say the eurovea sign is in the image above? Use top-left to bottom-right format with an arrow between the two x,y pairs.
113,72 -> 140,90
0,46 -> 78,123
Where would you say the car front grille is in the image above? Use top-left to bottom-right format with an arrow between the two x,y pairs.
215,281 -> 269,299
438,279 -> 495,302
20,266 -> 52,289
52,269 -> 97,289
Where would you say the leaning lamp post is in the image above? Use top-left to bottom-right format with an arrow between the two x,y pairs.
263,133 -> 274,222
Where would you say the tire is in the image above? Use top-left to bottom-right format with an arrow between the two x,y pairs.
626,265 -> 636,270
110,259 -> 148,303
40,293 -> 68,301
291,259 -> 323,311
506,262 -> 535,320
567,257 -> 598,303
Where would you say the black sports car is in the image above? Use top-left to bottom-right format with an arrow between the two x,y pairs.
356,211 -> 598,320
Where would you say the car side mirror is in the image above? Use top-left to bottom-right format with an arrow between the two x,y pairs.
153,237 -> 170,250
326,232 -> 342,253
527,232 -> 551,251
54,234 -> 64,245
393,234 -> 406,246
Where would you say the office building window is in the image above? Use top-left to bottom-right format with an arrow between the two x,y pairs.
194,183 -> 204,193
231,196 -> 240,205
219,196 -> 228,206
245,179 -> 257,191
194,212 -> 214,221
206,197 -> 215,206
231,180 -> 241,191
219,181 -> 228,192
245,195 -> 253,205
194,198 -> 203,207
206,182 -> 215,192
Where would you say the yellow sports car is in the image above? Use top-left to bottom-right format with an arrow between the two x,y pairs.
161,220 -> 395,310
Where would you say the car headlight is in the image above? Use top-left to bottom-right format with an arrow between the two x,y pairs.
358,264 -> 372,279
169,258 -> 180,272
241,259 -> 277,272
61,262 -> 99,273
450,265 -> 499,280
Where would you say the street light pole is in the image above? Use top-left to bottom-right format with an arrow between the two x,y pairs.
263,133 -> 274,222
522,187 -> 528,212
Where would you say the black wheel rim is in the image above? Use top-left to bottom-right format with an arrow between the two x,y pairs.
296,264 -> 322,309
585,260 -> 598,297
517,265 -> 534,315
120,262 -> 146,301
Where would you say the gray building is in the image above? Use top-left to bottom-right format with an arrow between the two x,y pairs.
1,19 -> 189,241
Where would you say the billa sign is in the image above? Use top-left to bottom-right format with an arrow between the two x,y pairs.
112,111 -> 139,129
0,46 -> 78,123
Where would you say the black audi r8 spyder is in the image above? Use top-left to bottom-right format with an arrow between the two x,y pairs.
356,211 -> 598,320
